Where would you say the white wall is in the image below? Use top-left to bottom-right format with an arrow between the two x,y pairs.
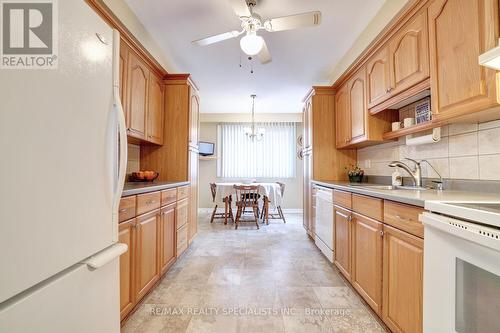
358,120 -> 500,181
199,122 -> 304,210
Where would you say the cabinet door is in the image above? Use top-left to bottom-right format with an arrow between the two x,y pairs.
382,225 -> 423,333
159,203 -> 176,275
135,210 -> 160,301
189,89 -> 200,146
146,72 -> 164,145
119,40 -> 128,113
127,51 -> 149,140
428,0 -> 499,121
367,46 -> 391,108
334,205 -> 352,280
335,83 -> 350,148
389,9 -> 429,96
188,150 -> 198,242
118,219 -> 136,321
352,213 -> 383,315
348,67 -> 367,142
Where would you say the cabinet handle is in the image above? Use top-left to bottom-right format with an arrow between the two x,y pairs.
395,214 -> 409,222
146,200 -> 156,205
134,224 -> 140,230
348,215 -> 353,222
380,230 -> 384,237
119,208 -> 127,213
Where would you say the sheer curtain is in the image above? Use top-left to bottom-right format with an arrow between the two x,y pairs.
217,122 -> 296,178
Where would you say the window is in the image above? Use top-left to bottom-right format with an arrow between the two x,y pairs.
217,122 -> 296,178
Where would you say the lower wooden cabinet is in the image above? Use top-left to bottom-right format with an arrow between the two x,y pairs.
118,218 -> 136,321
351,213 -> 383,315
329,191 -> 424,332
333,205 -> 352,280
159,203 -> 176,275
382,224 -> 423,333
135,210 -> 160,301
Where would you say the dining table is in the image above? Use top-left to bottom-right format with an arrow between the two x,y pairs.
214,182 -> 283,224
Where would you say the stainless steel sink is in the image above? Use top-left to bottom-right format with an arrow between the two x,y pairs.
348,184 -> 430,191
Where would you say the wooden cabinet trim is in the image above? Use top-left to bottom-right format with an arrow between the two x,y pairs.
333,190 -> 352,209
384,200 -> 424,238
119,196 -> 136,223
136,191 -> 161,216
118,218 -> 136,320
161,188 -> 177,206
333,205 -> 353,281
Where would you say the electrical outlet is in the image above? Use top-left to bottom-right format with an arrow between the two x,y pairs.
364,159 -> 371,169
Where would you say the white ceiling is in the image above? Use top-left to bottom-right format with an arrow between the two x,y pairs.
124,0 -> 385,113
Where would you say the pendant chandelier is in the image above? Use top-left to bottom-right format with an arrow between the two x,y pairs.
244,94 -> 265,141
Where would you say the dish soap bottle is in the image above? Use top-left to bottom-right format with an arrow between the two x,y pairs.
392,167 -> 402,186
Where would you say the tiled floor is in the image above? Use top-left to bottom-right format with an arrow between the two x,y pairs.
122,211 -> 386,333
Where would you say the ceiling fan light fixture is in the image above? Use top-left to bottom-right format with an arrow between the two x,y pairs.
240,32 -> 264,56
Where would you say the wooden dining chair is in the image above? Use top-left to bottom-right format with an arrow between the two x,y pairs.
233,185 -> 260,229
261,182 -> 286,224
209,183 -> 233,224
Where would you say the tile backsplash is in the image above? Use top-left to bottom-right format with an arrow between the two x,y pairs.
126,144 -> 140,174
357,120 -> 500,181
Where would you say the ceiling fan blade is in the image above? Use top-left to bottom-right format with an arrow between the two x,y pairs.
258,40 -> 272,64
192,30 -> 241,46
227,0 -> 251,17
264,11 -> 322,32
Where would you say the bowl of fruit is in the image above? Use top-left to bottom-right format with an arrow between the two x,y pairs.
129,171 -> 159,182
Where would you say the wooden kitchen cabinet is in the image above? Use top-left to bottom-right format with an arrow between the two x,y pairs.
119,39 -> 128,108
348,67 -> 368,143
126,49 -> 149,141
335,83 -> 351,148
334,205 -> 352,281
118,218 -> 136,321
135,209 -> 160,301
382,224 -> 423,333
146,72 -> 164,145
388,9 -> 429,97
159,203 -> 176,275
367,46 -> 391,108
428,0 -> 500,122
351,213 -> 383,315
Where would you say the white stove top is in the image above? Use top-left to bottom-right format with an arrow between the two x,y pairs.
425,201 -> 500,228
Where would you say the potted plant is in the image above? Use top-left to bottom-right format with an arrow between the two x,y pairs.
346,164 -> 364,183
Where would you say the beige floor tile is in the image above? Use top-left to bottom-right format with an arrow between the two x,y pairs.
237,314 -> 285,333
185,315 -> 238,333
313,287 -> 363,309
327,308 -> 384,333
277,287 -> 322,308
283,313 -> 334,333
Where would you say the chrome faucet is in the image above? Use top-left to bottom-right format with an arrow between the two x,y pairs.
389,158 -> 422,187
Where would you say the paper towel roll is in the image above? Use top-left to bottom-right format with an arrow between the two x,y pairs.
406,128 -> 441,146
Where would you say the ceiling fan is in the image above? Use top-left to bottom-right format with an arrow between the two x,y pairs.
191,0 -> 322,64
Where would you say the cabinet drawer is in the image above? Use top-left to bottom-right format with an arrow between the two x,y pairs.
384,201 -> 424,238
352,194 -> 383,221
177,186 -> 189,200
176,224 -> 188,257
161,188 -> 177,206
136,192 -> 161,216
176,199 -> 189,229
333,190 -> 352,209
119,196 -> 136,222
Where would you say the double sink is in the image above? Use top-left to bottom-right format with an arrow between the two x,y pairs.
348,184 -> 431,191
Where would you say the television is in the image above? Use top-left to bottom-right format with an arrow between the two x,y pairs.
198,141 -> 215,156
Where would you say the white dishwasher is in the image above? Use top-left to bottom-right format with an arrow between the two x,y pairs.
314,186 -> 334,262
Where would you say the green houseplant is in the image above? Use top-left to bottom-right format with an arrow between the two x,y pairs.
346,164 -> 364,183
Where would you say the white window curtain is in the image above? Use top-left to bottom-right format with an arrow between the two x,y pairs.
217,122 -> 296,178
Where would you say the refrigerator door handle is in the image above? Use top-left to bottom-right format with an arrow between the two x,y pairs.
112,30 -> 127,214
83,243 -> 127,269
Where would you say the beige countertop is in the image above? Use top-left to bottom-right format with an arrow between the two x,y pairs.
122,181 -> 189,197
312,180 -> 500,207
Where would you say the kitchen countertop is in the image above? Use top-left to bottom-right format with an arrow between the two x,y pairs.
122,181 -> 190,197
312,180 -> 500,207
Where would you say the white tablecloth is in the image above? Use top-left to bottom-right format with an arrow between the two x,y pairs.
215,182 -> 283,208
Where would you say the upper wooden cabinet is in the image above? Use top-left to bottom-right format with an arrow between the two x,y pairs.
120,38 -> 165,145
147,72 -> 164,145
189,90 -> 200,147
126,50 -> 149,141
349,67 -> 368,143
336,67 -> 395,149
335,84 -> 351,148
388,9 -> 429,96
367,46 -> 391,108
428,0 -> 500,121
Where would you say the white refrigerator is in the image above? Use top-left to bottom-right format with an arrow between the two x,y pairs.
0,0 -> 127,331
